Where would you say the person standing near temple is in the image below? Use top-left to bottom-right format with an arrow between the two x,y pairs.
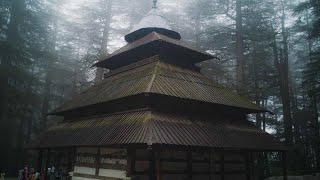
0,172 -> 5,180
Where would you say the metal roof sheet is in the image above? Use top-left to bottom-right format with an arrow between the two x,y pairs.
94,32 -> 213,69
28,110 -> 288,151
52,57 -> 266,114
125,8 -> 181,42
129,8 -> 173,34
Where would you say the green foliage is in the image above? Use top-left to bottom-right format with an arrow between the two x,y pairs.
0,0 -> 319,176
0,0 -> 79,174
295,0 -> 320,39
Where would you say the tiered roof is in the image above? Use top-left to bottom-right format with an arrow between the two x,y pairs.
29,3 -> 288,151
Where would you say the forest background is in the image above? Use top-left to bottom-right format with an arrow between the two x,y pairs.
0,0 -> 319,178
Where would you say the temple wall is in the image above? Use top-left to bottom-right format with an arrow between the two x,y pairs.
132,149 -> 248,180
72,147 -> 129,180
71,147 -> 249,180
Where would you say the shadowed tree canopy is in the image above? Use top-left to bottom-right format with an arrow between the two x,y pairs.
0,0 -> 319,177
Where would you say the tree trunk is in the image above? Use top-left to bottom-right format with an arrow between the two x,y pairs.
272,15 -> 293,144
40,67 -> 52,130
235,0 -> 245,95
304,9 -> 320,167
262,99 -> 266,131
40,10 -> 59,130
280,8 -> 293,143
0,0 -> 25,172
291,86 -> 300,143
95,0 -> 113,84
252,42 -> 261,129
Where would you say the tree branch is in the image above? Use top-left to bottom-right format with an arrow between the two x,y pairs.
225,0 -> 236,21
225,12 -> 236,20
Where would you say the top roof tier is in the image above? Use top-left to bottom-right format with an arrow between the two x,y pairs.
94,5 -> 215,70
125,7 -> 181,42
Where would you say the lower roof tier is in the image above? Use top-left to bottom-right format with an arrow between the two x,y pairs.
28,110 -> 288,151
51,56 -> 267,116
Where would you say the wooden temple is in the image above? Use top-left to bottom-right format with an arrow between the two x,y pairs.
27,2 -> 288,180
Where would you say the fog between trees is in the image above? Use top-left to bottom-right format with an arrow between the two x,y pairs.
0,0 -> 319,177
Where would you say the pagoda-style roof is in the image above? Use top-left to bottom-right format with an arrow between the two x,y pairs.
94,32 -> 214,69
51,56 -> 266,115
26,3 -> 289,153
28,110 -> 288,151
125,8 -> 181,42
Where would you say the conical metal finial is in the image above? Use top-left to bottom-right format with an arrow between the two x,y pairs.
153,0 -> 157,8
125,0 -> 181,42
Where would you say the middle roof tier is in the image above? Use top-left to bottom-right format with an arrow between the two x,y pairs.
51,55 -> 266,116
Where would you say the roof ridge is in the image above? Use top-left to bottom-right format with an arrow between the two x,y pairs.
146,61 -> 160,93
146,111 -> 154,146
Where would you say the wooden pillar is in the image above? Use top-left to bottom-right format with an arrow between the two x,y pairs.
250,152 -> 254,178
246,152 -> 251,180
67,149 -> 73,173
57,151 -> 62,171
44,149 -> 50,180
221,150 -> 225,180
127,148 -> 136,177
282,151 -> 288,180
72,147 -> 76,172
149,146 -> 156,180
156,150 -> 161,180
95,147 -> 101,176
187,150 -> 192,180
37,150 -> 43,172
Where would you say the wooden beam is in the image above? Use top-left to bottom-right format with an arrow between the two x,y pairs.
282,151 -> 288,180
132,170 -> 247,175
75,152 -> 127,159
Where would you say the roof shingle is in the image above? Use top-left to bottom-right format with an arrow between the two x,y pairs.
94,32 -> 214,69
28,110 -> 288,151
51,56 -> 266,114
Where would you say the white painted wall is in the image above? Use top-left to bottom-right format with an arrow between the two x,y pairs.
73,166 -> 96,175
72,176 -> 96,180
99,169 -> 130,179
